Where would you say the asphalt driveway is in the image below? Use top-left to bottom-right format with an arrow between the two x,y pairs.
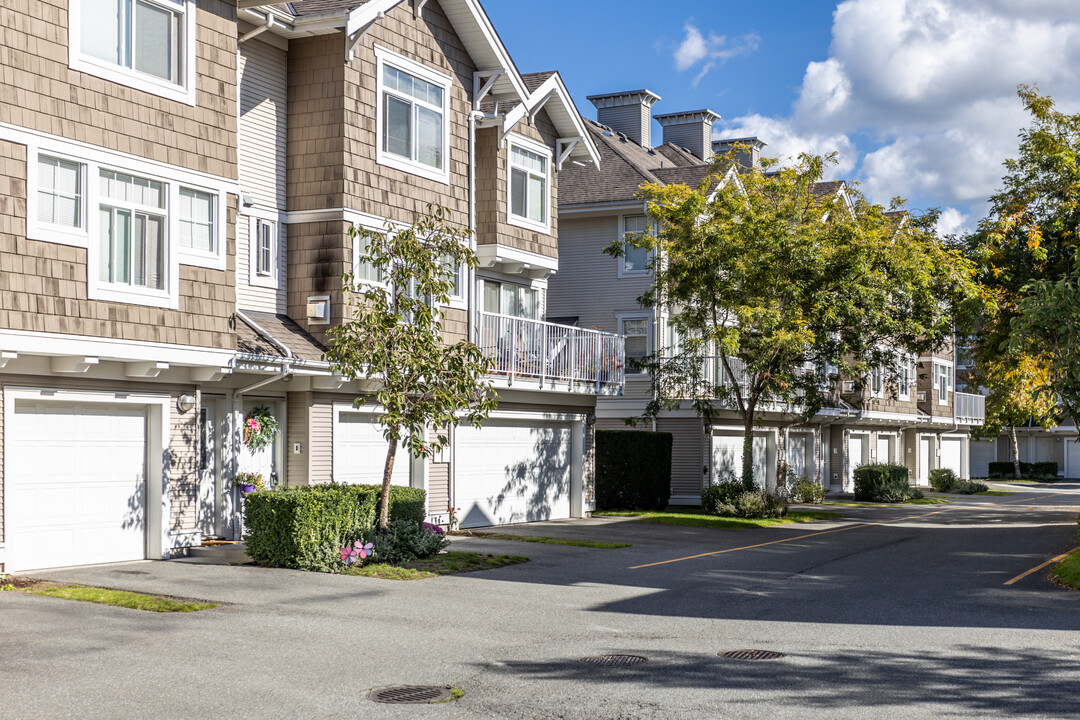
3,484 -> 1079,719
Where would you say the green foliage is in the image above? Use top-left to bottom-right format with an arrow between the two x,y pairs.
700,480 -> 746,515
594,430 -> 673,511
954,480 -> 990,494
370,520 -> 449,565
614,149 -> 978,485
853,464 -> 923,502
243,484 -> 427,571
987,461 -> 1058,479
929,468 -> 959,492
725,490 -> 789,519
325,205 -> 498,531
786,475 -> 827,504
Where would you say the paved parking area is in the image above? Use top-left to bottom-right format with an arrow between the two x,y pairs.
3,485 -> 1079,719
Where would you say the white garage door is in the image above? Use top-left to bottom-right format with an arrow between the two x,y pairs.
970,439 -> 996,479
334,411 -> 411,487
941,437 -> 963,477
455,421 -> 572,529
7,401 -> 147,572
1067,438 -> 1080,479
712,434 -> 743,484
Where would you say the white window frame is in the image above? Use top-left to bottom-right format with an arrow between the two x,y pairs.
374,45 -> 451,185
935,361 -> 953,405
442,255 -> 466,311
177,183 -> 225,270
617,311 -> 652,375
870,364 -> 884,399
479,278 -> 540,320
896,353 -> 914,401
26,152 -> 89,247
618,213 -> 652,278
248,215 -> 279,289
67,0 -> 197,106
506,134 -> 551,233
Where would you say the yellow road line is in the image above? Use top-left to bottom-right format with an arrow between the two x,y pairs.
1004,547 -> 1080,586
629,507 -> 954,570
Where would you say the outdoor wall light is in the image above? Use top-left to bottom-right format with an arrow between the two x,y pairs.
177,394 -> 196,414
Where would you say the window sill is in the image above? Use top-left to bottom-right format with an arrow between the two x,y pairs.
250,273 -> 279,290
617,268 -> 651,279
90,283 -> 177,310
375,151 -> 449,185
27,224 -> 89,248
69,56 -> 195,106
507,213 -> 550,235
180,247 -> 226,271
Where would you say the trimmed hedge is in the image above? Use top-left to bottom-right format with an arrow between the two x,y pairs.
987,461 -> 1058,479
853,463 -> 923,503
595,430 -> 673,511
244,483 -> 427,571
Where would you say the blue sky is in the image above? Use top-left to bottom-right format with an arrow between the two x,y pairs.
485,0 -> 1080,235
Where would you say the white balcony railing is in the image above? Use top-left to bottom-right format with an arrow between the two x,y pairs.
954,391 -> 985,425
477,311 -> 625,392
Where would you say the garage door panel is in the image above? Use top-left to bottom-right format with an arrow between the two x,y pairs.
8,401 -> 147,571
941,438 -> 963,476
335,412 -> 411,487
456,422 -> 572,529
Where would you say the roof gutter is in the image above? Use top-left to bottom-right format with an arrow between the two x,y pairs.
235,310 -> 293,394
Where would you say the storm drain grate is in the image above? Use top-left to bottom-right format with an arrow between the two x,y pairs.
368,686 -> 453,704
719,649 -> 786,661
579,654 -> 648,667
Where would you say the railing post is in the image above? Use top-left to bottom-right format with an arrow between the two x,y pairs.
510,316 -> 517,385
595,332 -> 601,393
569,331 -> 576,389
540,321 -> 548,389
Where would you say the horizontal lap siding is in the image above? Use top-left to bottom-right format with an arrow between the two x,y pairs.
0,0 -> 237,178
309,397 -> 335,485
659,418 -> 704,497
0,140 -> 236,347
427,461 -> 450,515
547,216 -> 653,335
169,399 -> 199,532
286,391 -> 310,487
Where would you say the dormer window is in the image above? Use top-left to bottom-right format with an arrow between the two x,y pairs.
507,139 -> 550,231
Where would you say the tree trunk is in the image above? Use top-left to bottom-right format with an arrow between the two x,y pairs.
1010,426 -> 1022,480
379,433 -> 398,533
741,413 -> 756,490
775,427 -> 788,496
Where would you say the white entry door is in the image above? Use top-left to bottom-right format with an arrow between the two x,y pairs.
455,420 -> 572,528
788,433 -> 808,478
919,436 -> 933,484
849,433 -> 868,488
877,435 -> 894,465
334,410 -> 411,487
239,399 -> 282,488
198,398 -> 223,537
7,400 -> 147,571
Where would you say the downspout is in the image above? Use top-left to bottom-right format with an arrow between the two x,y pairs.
239,11 -> 275,44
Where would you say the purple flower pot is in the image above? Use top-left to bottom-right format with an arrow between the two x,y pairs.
238,483 -> 256,494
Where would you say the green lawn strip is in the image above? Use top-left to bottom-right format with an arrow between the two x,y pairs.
594,508 -> 838,529
342,551 -> 529,580
451,531 -> 629,549
3,583 -> 215,612
1050,549 -> 1080,590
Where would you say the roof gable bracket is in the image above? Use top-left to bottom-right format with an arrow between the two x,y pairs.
556,137 -> 581,171
473,69 -> 505,110
346,14 -> 383,62
501,85 -> 556,143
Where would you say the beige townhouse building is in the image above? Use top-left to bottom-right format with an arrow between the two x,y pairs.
0,0 -> 621,573
547,89 -> 984,503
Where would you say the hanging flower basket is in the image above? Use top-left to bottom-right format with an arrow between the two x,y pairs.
234,471 -> 265,494
243,407 -> 279,452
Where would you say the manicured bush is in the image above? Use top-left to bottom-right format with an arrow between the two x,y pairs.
729,489 -> 788,519
953,480 -> 989,494
785,475 -> 827,504
853,463 -> 923,502
929,468 -> 958,492
244,483 -> 428,571
988,460 -> 1059,479
595,430 -> 673,511
701,480 -> 745,515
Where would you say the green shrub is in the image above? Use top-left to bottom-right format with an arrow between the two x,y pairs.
244,483 -> 428,571
853,464 -> 923,503
370,520 -> 449,564
731,490 -> 788,518
701,481 -> 746,516
785,475 -> 827,504
952,480 -> 989,494
595,430 -> 673,510
988,460 -> 1059,479
929,468 -> 958,492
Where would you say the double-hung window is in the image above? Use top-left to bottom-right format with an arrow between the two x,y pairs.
936,362 -> 952,404
621,316 -> 650,369
376,48 -> 450,183
353,233 -> 384,285
37,156 -> 85,230
255,219 -> 275,278
72,0 -> 194,104
98,170 -> 167,291
179,188 -> 214,254
620,215 -> 650,275
896,354 -> 914,401
508,141 -> 549,230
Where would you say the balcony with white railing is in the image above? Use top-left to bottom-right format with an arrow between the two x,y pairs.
954,391 -> 985,425
476,312 -> 625,394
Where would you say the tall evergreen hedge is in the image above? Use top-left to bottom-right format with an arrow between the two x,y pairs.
595,430 -> 672,511
244,484 -> 426,571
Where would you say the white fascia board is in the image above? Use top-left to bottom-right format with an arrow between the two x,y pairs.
439,0 -> 527,103
0,328 -> 236,368
500,74 -> 600,167
546,74 -> 601,167
474,243 -> 558,272
560,201 -> 649,217
346,0 -> 406,36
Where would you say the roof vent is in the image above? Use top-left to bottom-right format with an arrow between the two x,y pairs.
713,137 -> 768,172
654,109 -> 721,161
587,89 -> 661,147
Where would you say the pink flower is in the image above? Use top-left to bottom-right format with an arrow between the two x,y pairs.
246,418 -> 261,432
356,541 -> 374,560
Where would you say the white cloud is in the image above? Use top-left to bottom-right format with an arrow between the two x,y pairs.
718,0 -> 1080,213
935,207 -> 972,238
673,23 -> 759,87
716,114 -> 858,179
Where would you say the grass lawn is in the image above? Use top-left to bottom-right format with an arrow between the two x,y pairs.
2,580 -> 215,612
342,551 -> 528,580
450,530 -> 630,549
1050,549 -> 1080,590
593,507 -> 838,529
